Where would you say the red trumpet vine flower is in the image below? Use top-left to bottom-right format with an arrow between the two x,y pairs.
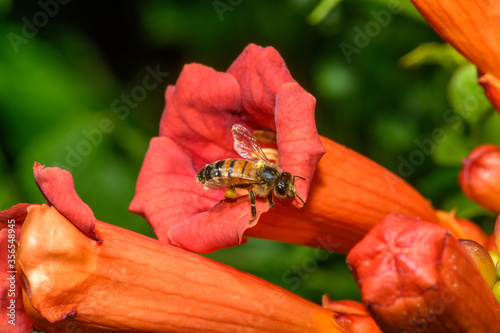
459,144 -> 500,214
130,43 -> 442,254
0,163 -> 382,332
347,213 -> 500,332
410,0 -> 500,112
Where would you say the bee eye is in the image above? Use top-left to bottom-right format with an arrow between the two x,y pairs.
276,181 -> 286,196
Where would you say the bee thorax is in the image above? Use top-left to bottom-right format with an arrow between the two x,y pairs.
259,166 -> 280,184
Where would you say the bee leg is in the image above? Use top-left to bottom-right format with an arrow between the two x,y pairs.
267,192 -> 275,209
224,188 -> 238,200
220,188 -> 237,204
248,190 -> 257,223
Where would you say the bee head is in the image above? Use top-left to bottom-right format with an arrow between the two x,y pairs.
275,172 -> 292,197
275,172 -> 307,206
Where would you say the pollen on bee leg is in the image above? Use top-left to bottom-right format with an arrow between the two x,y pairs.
224,188 -> 238,200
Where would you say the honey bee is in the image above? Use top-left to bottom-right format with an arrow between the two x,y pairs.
196,124 -> 306,222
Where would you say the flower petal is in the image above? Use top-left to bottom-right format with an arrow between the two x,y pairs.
16,205 -> 98,323
0,203 -> 30,226
411,0 -> 500,79
18,204 -> 342,332
479,73 -> 500,112
322,296 -> 382,333
347,213 -> 500,332
411,0 -> 500,112
459,144 -> 500,213
275,82 -> 325,206
227,43 -> 297,129
0,204 -> 34,333
159,63 -> 242,169
129,136 -> 271,252
129,137 -> 212,241
167,196 -> 270,252
33,162 -> 99,241
436,209 -> 488,246
459,239 -> 497,289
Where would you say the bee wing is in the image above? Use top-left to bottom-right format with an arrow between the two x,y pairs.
202,177 -> 259,190
202,177 -> 231,190
232,124 -> 271,163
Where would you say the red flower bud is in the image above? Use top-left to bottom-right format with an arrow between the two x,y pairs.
347,214 -> 500,332
459,144 -> 500,213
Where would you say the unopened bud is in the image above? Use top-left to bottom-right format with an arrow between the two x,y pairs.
459,144 -> 500,214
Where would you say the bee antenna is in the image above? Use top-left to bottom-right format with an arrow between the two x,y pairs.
294,191 -> 307,207
293,175 -> 306,182
292,175 -> 307,206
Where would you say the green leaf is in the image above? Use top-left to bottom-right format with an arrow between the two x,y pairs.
399,42 -> 467,70
440,192 -> 494,219
447,63 -> 492,126
481,112 -> 500,144
0,147 -> 23,209
432,125 -> 472,166
307,0 -> 343,25
0,25 -> 115,154
313,59 -> 357,100
368,0 -> 425,22
0,0 -> 11,17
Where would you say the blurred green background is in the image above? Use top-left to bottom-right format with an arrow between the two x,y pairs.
1,0 -> 499,310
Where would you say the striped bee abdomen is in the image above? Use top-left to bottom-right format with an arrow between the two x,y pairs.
196,159 -> 256,187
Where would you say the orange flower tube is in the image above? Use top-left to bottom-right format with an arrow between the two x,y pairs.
2,163 -> 381,332
247,137 -> 439,254
16,204 -> 341,333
